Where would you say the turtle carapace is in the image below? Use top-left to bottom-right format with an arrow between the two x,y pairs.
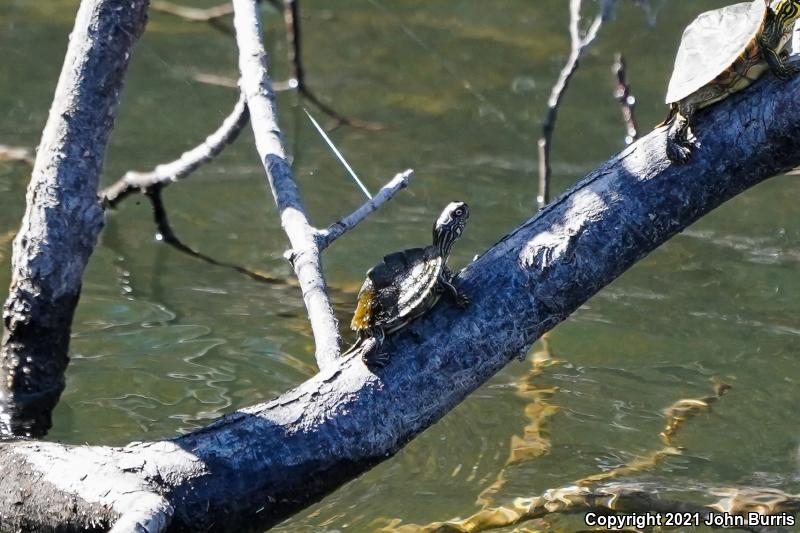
663,0 -> 800,163
346,201 -> 470,368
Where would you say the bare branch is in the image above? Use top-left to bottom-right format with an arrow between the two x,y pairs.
151,0 -> 233,23
317,169 -> 413,250
0,144 -> 34,165
191,71 -> 295,91
537,0 -> 616,209
100,92 -> 248,207
0,0 -> 149,437
232,0 -> 342,371
612,52 -> 639,144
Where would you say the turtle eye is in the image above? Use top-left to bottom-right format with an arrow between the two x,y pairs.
454,208 -> 464,217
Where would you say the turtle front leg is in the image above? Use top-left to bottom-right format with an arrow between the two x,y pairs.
762,43 -> 800,79
362,327 -> 390,369
665,101 -> 695,164
441,269 -> 469,308
759,20 -> 800,80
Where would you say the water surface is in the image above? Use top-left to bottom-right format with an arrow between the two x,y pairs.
1,1 -> 799,531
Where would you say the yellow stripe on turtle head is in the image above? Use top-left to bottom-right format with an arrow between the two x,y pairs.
773,0 -> 800,25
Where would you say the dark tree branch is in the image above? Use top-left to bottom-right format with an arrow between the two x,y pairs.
0,0 -> 149,438
612,52 -> 639,144
3,54 -> 800,530
100,92 -> 249,208
537,0 -> 616,209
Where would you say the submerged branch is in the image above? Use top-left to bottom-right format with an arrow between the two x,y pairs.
385,484 -> 790,533
144,185 -> 286,285
100,92 -> 249,207
282,0 -> 383,130
392,382 -> 739,533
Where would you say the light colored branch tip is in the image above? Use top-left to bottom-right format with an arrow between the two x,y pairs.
318,169 -> 413,250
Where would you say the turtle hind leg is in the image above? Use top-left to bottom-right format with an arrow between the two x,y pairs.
665,101 -> 695,164
440,268 -> 469,308
362,327 -> 390,369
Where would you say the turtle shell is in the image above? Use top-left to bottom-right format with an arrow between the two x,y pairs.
665,0 -> 768,104
351,247 -> 444,333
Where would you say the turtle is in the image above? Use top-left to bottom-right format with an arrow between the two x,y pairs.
663,0 -> 800,163
345,201 -> 470,368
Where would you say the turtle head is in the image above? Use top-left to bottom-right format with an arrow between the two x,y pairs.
433,201 -> 469,256
771,0 -> 800,27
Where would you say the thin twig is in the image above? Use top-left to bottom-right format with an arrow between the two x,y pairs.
151,0 -> 233,22
192,72 -> 295,92
612,52 -> 639,145
317,169 -> 413,250
537,0 -> 616,209
0,145 -> 34,165
100,92 -> 249,207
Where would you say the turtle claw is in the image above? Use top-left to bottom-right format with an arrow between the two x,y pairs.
363,350 -> 390,369
455,293 -> 470,309
666,140 -> 692,164
776,64 -> 800,80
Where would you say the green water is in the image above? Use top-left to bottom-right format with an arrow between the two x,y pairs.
2,0 -> 800,531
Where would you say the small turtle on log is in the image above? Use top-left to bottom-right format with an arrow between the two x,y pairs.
663,0 -> 800,163
345,201 -> 470,368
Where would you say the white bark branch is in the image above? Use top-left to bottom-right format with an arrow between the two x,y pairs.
232,0 -> 343,371
317,169 -> 413,250
100,91 -> 249,207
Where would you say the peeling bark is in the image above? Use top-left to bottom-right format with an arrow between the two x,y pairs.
0,0 -> 149,437
1,61 -> 799,531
